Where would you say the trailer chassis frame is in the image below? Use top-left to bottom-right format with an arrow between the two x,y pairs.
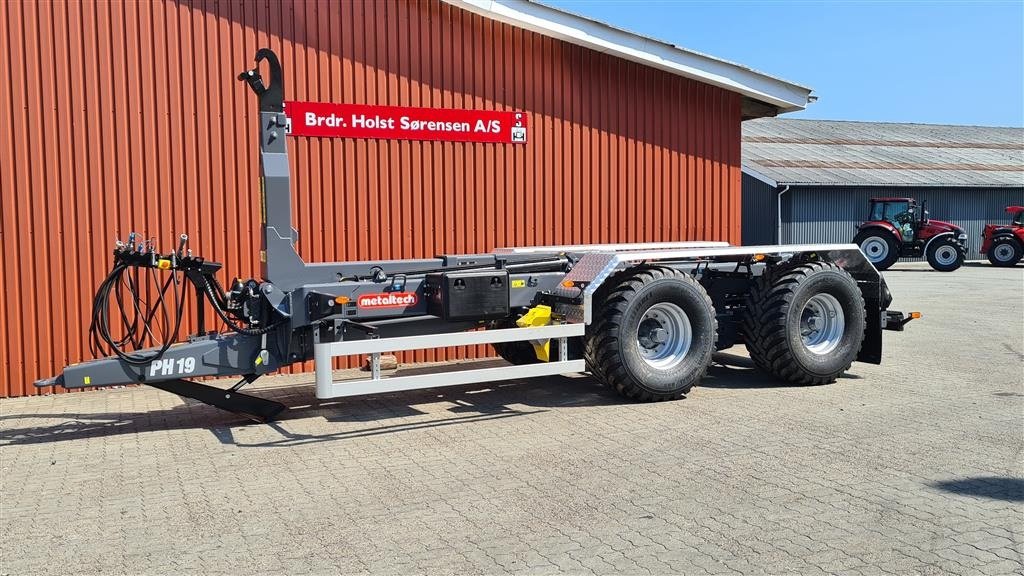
34,49 -> 914,422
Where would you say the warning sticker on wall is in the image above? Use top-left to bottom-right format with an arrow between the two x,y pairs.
286,101 -> 528,144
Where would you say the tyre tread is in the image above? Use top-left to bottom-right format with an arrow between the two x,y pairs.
584,266 -> 717,402
986,237 -> 1023,267
742,261 -> 864,386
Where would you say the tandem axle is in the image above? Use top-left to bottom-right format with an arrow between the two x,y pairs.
34,49 -> 916,422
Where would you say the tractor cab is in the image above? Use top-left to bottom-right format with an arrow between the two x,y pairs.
867,198 -> 923,241
1008,206 -> 1024,226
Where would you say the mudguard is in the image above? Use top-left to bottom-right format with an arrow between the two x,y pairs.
857,222 -> 903,242
923,231 -> 965,254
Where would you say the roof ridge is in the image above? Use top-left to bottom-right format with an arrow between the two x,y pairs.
748,118 -> 1024,130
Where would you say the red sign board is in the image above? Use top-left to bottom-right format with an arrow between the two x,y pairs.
286,101 -> 528,144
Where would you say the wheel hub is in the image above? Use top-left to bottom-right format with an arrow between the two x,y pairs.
636,303 -> 692,369
934,245 -> 958,266
800,294 -> 845,355
994,244 -> 1014,261
861,237 -> 889,262
637,320 -> 667,349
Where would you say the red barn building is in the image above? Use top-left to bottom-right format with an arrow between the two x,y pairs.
0,0 -> 812,397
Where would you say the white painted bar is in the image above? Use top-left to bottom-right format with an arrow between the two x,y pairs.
313,324 -> 585,399
316,359 -> 586,399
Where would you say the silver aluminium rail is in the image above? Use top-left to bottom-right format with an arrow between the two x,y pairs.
494,241 -> 730,254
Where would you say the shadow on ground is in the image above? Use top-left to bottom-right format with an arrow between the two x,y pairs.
1,362 -> 611,448
885,261 -> 1013,273
932,477 -> 1024,503
703,352 -> 862,389
1,353 -> 838,447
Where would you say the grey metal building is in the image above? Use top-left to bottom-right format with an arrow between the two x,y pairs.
741,119 -> 1024,259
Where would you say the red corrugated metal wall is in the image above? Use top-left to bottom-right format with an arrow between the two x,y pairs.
0,0 -> 742,398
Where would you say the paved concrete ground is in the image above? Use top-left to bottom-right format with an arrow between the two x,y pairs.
2,262 -> 1022,575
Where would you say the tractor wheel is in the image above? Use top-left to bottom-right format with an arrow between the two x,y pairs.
585,266 -> 717,401
986,237 -> 1022,267
854,229 -> 900,271
742,261 -> 866,386
926,236 -> 965,272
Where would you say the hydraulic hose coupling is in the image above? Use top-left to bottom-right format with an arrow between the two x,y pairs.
177,234 -> 188,258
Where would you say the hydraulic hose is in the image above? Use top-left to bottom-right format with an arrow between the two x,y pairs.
89,260 -> 186,366
199,274 -> 283,336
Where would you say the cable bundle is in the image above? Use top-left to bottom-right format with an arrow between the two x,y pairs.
88,260 -> 186,366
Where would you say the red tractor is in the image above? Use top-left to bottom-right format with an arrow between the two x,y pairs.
980,205 -> 1024,266
853,197 -> 967,272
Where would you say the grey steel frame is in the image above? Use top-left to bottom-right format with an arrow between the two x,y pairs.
310,241 -> 882,399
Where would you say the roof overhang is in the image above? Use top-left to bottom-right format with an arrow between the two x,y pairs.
443,0 -> 814,117
741,166 -> 778,187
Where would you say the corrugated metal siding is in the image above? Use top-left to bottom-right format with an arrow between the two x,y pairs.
782,186 -> 1024,256
0,0 -> 742,398
740,171 -> 778,245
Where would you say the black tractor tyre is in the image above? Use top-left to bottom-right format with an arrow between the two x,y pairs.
986,237 -> 1023,267
584,266 -> 717,402
853,229 -> 900,271
926,236 -> 965,272
742,261 -> 866,386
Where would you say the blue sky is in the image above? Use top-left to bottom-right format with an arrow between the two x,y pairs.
545,1 -> 1024,127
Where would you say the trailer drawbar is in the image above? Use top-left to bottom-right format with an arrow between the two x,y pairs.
34,49 -> 918,422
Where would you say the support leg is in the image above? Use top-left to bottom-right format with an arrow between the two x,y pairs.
147,379 -> 286,423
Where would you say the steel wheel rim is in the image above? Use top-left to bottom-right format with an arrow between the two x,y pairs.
861,237 -> 889,263
636,302 -> 692,370
994,244 -> 1015,262
934,245 -> 958,266
800,293 -> 845,355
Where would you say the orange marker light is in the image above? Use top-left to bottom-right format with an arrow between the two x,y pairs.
910,311 -> 922,319
561,280 -> 575,288
752,254 -> 765,262
335,296 -> 350,305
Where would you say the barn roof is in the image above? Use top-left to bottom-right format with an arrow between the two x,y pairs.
743,118 -> 1024,188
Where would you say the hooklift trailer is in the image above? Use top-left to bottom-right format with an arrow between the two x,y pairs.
35,50 -> 917,422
